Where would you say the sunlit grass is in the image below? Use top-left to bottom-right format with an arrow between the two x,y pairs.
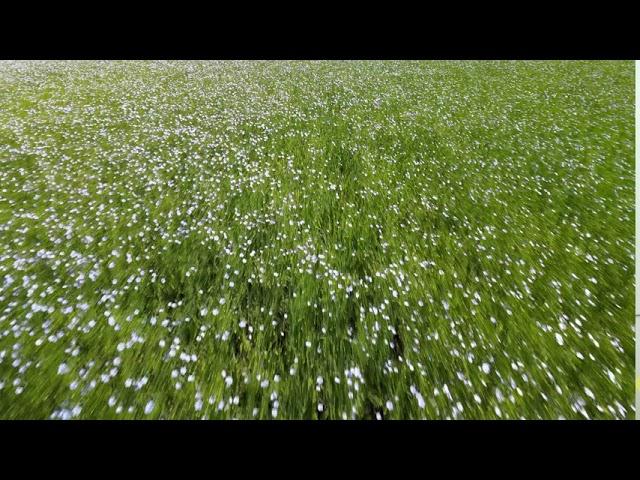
0,60 -> 634,419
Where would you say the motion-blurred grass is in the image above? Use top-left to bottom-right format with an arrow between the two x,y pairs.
0,61 -> 634,419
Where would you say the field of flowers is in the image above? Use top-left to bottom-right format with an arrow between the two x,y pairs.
0,60 -> 634,419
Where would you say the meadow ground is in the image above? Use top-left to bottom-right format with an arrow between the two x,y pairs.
0,61 -> 634,419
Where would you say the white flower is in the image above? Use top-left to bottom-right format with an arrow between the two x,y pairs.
443,384 -> 452,400
482,363 -> 491,374
555,333 -> 564,346
386,400 -> 394,411
144,400 -> 155,415
57,363 -> 70,375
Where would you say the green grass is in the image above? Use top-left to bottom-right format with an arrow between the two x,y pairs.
0,60 -> 634,419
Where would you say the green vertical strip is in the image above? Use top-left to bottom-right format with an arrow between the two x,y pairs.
635,60 -> 639,419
